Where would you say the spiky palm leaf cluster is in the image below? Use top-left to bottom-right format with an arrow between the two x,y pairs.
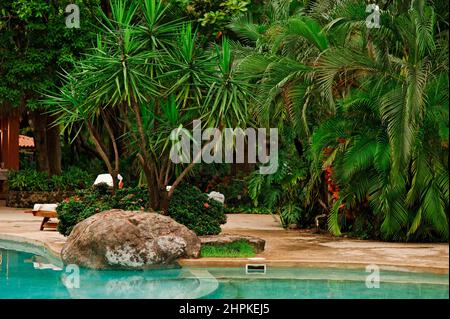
311,1 -> 448,240
232,0 -> 448,240
44,0 -> 255,210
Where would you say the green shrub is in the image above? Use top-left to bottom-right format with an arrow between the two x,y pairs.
56,195 -> 111,236
168,184 -> 226,236
50,174 -> 66,192
57,184 -> 225,237
59,167 -> 93,190
56,186 -> 150,236
57,199 -> 89,236
110,186 -> 150,210
90,182 -> 111,196
8,169 -> 50,191
8,167 -> 94,192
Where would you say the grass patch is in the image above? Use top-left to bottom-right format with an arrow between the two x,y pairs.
200,240 -> 256,258
224,206 -> 272,214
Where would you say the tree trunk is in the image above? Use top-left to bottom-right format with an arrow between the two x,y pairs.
46,114 -> 62,175
28,110 -> 62,175
76,129 -> 103,162
142,162 -> 161,211
160,189 -> 169,213
86,120 -> 120,190
28,110 -> 50,174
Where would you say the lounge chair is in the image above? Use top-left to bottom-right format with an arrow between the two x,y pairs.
25,173 -> 124,231
24,204 -> 58,231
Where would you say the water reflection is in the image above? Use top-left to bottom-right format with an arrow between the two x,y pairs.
63,268 -> 210,299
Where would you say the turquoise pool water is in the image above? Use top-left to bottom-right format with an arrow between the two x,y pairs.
0,241 -> 448,299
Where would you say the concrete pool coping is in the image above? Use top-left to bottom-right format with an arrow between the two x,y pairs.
0,208 -> 448,275
0,233 -> 63,261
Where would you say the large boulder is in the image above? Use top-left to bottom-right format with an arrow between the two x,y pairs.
61,209 -> 201,269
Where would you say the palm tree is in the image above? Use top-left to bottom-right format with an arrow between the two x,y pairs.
45,0 -> 255,212
310,0 -> 448,240
231,0 -> 448,240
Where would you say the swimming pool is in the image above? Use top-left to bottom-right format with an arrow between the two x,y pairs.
0,241 -> 448,299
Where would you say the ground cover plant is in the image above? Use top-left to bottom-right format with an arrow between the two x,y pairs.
200,240 -> 256,258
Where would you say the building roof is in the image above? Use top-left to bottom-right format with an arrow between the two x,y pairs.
19,135 -> 35,148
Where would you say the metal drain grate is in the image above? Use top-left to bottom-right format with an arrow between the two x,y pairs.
246,264 -> 266,274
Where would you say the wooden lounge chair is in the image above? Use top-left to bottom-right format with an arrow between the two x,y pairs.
24,204 -> 58,231
24,174 -> 124,231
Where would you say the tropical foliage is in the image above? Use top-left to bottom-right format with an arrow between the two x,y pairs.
168,184 -> 227,235
0,0 -> 99,174
8,167 -> 94,192
56,183 -> 225,236
231,0 -> 449,240
45,0 -> 254,211
3,0 -> 448,242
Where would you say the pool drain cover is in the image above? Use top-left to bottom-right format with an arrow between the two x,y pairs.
246,264 -> 266,274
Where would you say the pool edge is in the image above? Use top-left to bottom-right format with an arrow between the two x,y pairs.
1,232 -> 448,275
0,233 -> 62,260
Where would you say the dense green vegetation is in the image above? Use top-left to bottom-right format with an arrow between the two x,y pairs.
2,0 -> 448,242
44,0 -> 255,211
0,0 -> 100,174
229,0 -> 449,241
168,184 -> 227,235
8,167 -> 94,192
56,183 -> 225,236
200,240 -> 256,258
56,185 -> 150,235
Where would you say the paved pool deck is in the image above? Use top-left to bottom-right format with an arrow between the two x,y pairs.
0,207 -> 448,274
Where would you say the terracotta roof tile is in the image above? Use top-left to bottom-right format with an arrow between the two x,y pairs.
19,135 -> 35,148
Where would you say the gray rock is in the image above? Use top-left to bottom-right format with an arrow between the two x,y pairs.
200,234 -> 265,253
61,209 -> 201,269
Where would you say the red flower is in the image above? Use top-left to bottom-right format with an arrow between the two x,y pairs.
204,203 -> 210,209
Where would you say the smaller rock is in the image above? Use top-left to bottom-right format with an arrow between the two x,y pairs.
208,191 -> 225,204
200,234 -> 265,253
